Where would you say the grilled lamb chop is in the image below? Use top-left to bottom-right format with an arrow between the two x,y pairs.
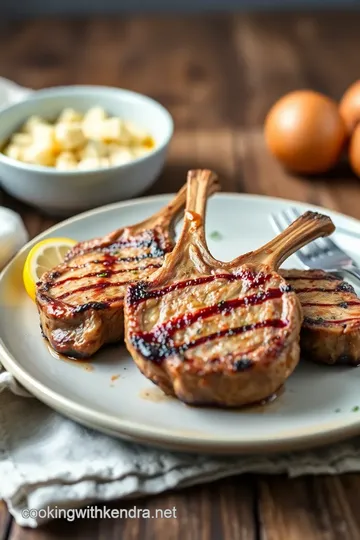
36,183 -> 196,358
281,269 -> 360,366
125,170 -> 335,407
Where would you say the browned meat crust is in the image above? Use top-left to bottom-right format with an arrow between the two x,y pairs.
281,269 -> 360,366
124,171 -> 337,407
125,264 -> 302,407
36,187 -> 187,358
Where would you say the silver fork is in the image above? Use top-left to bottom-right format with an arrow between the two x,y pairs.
270,207 -> 360,282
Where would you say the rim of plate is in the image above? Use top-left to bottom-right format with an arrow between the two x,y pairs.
1,192 -> 360,454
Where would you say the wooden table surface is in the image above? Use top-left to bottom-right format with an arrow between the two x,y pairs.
1,11 -> 360,540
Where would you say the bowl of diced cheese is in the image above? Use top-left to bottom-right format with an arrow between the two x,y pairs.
0,85 -> 173,214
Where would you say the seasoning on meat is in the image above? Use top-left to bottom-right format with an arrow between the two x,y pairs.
36,183 -> 191,358
281,268 -> 360,365
125,170 -> 335,407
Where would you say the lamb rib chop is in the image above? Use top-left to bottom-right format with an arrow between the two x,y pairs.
36,182 -> 203,358
281,268 -> 360,366
125,170 -> 335,407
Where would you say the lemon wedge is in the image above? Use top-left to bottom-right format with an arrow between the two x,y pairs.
23,237 -> 77,301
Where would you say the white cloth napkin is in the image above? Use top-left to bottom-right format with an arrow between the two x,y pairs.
0,76 -> 31,106
2,77 -> 360,530
2,373 -> 360,528
0,207 -> 29,268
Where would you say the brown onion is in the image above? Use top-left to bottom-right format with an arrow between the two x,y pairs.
349,124 -> 360,177
264,90 -> 346,174
339,80 -> 360,135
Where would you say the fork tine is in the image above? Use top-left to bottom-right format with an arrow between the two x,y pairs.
270,207 -> 356,270
287,207 -> 340,252
286,207 -> 301,220
271,210 -> 319,259
270,211 -> 310,266
275,208 -> 324,259
285,208 -> 324,257
270,211 -> 298,237
269,213 -> 286,235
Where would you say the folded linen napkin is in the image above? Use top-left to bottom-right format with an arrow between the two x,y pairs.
2,374 -> 360,528
0,207 -> 29,268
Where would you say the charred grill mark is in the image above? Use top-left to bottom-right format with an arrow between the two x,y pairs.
67,252 -> 168,270
73,301 -> 109,314
294,287 -> 339,294
130,319 -> 288,363
302,301 -> 360,308
336,282 -> 355,293
49,263 -> 162,289
48,270 -> 62,280
66,230 -> 170,261
337,354 -> 360,366
233,358 -> 253,372
138,288 -> 287,343
291,274 -> 360,324
36,231 -> 173,322
291,282 -> 355,296
304,316 -> 325,326
234,269 -> 273,287
127,281 -> 149,304
38,293 -> 118,317
127,270 -> 272,306
285,274 -> 338,281
304,316 -> 360,326
57,279 -> 133,300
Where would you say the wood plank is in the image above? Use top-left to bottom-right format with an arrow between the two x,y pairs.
258,475 -> 360,540
0,16 -> 238,130
233,129 -> 360,224
336,474 -> 360,533
231,12 -> 360,127
8,477 -> 255,540
231,14 -> 307,128
155,127 -> 236,195
0,502 -> 11,540
235,129 -> 317,202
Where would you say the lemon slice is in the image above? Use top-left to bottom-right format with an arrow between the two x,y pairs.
23,237 -> 77,301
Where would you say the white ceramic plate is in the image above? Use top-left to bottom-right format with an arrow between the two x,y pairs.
1,193 -> 360,455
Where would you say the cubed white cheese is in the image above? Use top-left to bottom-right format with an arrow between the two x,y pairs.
109,148 -> 134,166
55,123 -> 85,151
22,116 -> 47,134
100,118 -> 131,144
11,133 -> 32,147
32,124 -> 57,152
23,145 -> 55,167
124,121 -> 152,145
4,145 -> 24,161
77,157 -> 102,170
57,108 -> 83,124
55,152 -> 78,170
79,140 -> 108,159
82,107 -> 107,140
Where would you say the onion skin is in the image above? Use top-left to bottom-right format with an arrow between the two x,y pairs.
339,80 -> 360,135
264,90 -> 346,174
349,124 -> 360,177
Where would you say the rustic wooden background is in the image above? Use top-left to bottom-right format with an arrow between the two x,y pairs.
1,11 -> 360,539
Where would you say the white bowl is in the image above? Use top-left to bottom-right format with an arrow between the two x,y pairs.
0,85 -> 173,215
